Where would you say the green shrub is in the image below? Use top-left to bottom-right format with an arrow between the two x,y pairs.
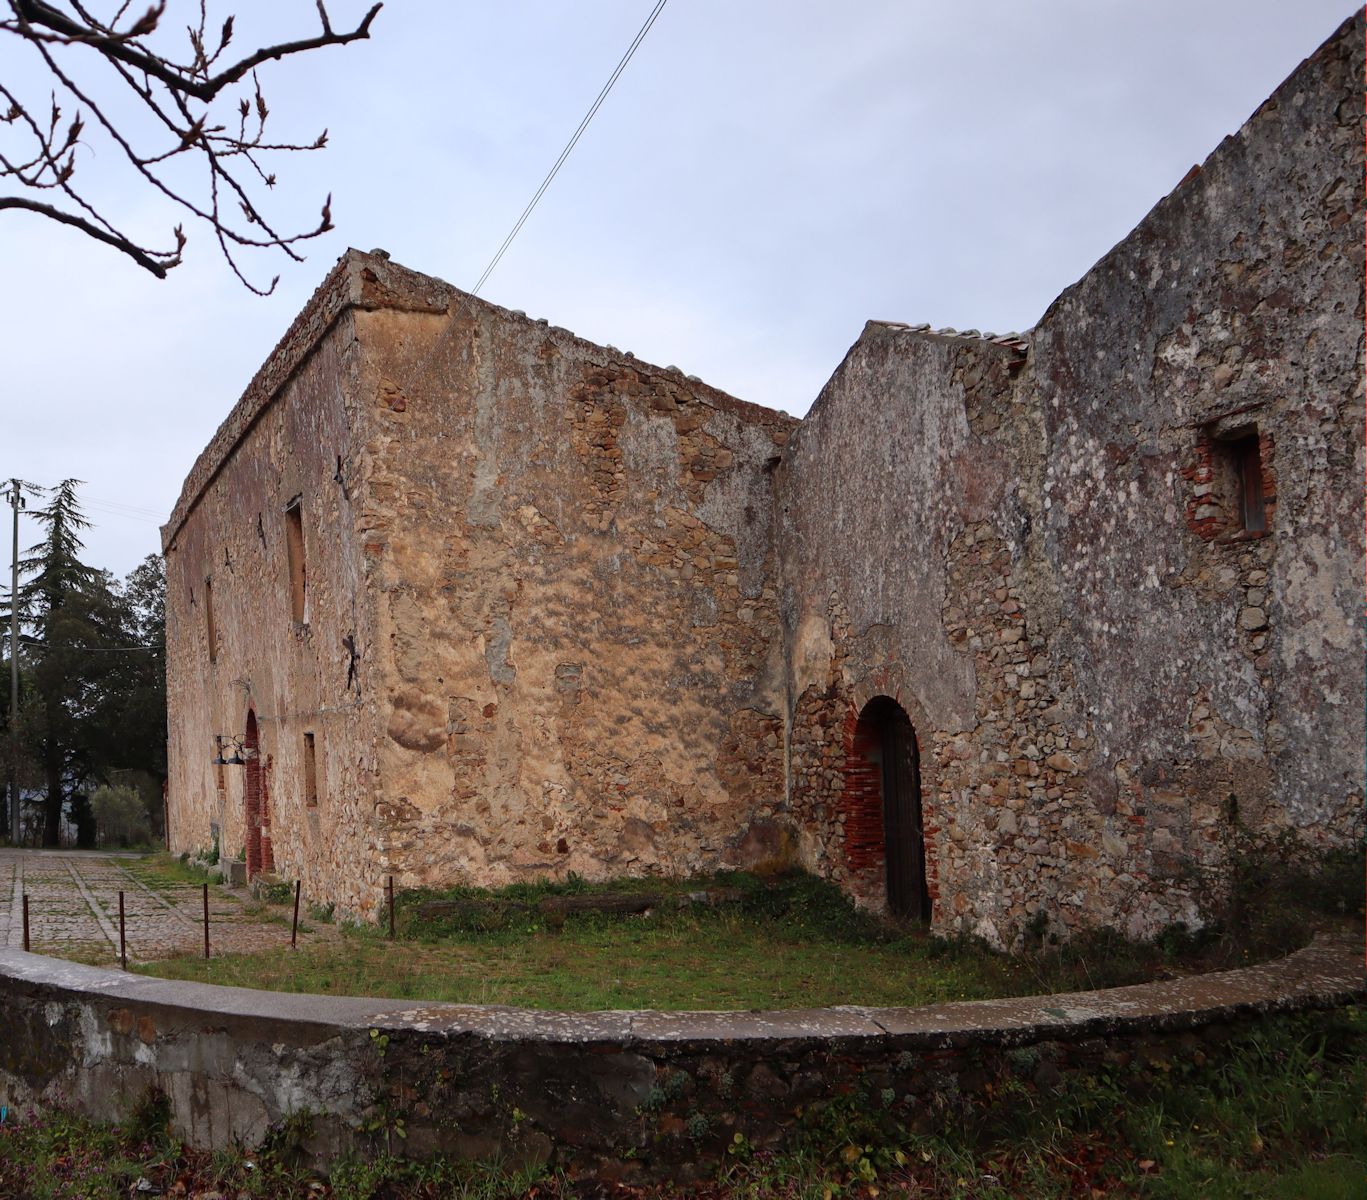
91,784 -> 153,848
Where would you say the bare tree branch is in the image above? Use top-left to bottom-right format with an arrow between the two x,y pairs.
0,194 -> 180,274
6,1 -> 380,102
0,1 -> 381,289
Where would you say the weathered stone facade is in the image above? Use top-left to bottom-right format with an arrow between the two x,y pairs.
164,13 -> 1364,935
775,13 -> 1365,944
164,255 -> 794,919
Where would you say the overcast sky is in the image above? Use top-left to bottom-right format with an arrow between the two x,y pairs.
0,1 -> 1353,581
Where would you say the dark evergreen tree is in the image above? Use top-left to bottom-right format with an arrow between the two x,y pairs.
3,484 -> 167,847
101,555 -> 169,834
9,481 -> 123,844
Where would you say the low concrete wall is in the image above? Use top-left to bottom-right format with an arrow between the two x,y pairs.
1,937 -> 1361,1179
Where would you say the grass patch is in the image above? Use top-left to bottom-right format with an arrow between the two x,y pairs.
48,940 -> 114,967
130,872 -> 1050,1010
116,839 -> 1361,1012
135,908 -> 1025,1010
713,1006 -> 1367,1199
129,862 -> 1352,1011
122,853 -> 216,891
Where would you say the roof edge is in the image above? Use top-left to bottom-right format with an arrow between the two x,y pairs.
162,248 -> 794,550
865,319 -> 1031,354
1033,9 -> 1362,333
162,250 -> 359,550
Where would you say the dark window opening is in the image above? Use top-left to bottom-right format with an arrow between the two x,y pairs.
303,731 -> 319,808
284,498 -> 307,623
204,576 -> 217,663
1233,434 -> 1266,533
1212,426 -> 1267,535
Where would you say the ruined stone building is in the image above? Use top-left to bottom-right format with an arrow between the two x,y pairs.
163,14 -> 1364,945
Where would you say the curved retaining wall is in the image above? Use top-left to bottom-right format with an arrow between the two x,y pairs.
0,937 -> 1361,1179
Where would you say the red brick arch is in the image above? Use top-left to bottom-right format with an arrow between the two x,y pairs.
838,670 -> 940,919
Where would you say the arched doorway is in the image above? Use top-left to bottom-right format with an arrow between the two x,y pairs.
244,709 -> 262,878
852,697 -> 930,920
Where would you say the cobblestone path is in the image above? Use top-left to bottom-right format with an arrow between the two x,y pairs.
0,849 -> 318,965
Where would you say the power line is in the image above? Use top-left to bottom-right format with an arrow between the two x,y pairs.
82,504 -> 163,526
6,489 -> 165,520
83,496 -> 167,522
84,494 -> 164,515
470,0 -> 669,297
85,496 -> 166,519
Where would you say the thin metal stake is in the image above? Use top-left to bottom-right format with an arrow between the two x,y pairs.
202,881 -> 210,959
21,892 -> 28,952
118,890 -> 127,970
291,879 -> 301,949
387,875 -> 395,940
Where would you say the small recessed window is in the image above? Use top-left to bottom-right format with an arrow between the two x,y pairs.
284,498 -> 308,624
1232,434 -> 1266,533
204,576 -> 218,663
1212,426 -> 1267,535
303,731 -> 319,808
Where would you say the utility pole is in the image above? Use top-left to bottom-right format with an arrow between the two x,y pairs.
6,479 -> 22,845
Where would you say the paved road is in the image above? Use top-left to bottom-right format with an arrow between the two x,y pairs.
0,848 -> 312,965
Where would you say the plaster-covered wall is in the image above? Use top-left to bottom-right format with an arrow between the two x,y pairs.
775,13 -> 1365,946
351,263 -> 796,888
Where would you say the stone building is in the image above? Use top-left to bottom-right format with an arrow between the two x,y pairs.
163,13 -> 1364,940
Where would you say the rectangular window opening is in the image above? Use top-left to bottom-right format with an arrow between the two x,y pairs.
1211,426 -> 1266,535
284,498 -> 308,624
204,576 -> 217,663
1234,434 -> 1266,533
303,731 -> 319,809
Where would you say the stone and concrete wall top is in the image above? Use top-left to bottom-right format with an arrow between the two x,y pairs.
0,938 -> 1360,1177
161,251 -> 453,553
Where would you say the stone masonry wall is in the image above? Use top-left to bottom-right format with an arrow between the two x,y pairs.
1,938 -> 1360,1180
775,14 -> 1365,947
349,258 -> 796,890
777,331 -> 1032,927
163,291 -> 391,918
162,16 -> 1361,930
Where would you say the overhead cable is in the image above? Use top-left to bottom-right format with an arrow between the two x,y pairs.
470,0 -> 669,296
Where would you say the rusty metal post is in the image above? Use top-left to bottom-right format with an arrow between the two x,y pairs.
21,892 -> 28,952
387,875 -> 395,940
118,890 -> 127,970
202,881 -> 210,959
291,878 -> 301,949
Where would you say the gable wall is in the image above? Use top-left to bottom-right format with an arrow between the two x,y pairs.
351,269 -> 796,889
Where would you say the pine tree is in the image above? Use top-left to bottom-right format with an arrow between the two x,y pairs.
100,556 -> 169,834
10,481 -> 123,845
2,484 -> 168,847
